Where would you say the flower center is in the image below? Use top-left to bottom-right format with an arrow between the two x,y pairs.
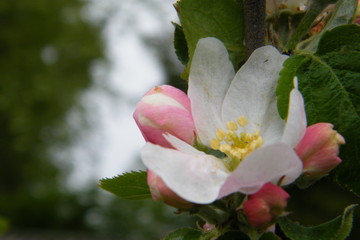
210,116 -> 263,171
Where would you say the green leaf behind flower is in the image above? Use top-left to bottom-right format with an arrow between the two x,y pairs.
175,0 -> 245,79
0,216 -> 9,235
259,232 -> 281,240
173,23 -> 189,65
278,204 -> 357,240
99,171 -> 151,200
217,231 -> 250,240
276,24 -> 360,196
162,228 -> 213,240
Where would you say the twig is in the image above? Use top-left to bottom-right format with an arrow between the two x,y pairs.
243,0 -> 266,57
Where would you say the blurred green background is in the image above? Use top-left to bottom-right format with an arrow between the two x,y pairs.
0,0 -> 358,239
0,0 -> 195,239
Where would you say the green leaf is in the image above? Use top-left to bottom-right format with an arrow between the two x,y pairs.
0,216 -> 9,235
162,228 -> 213,240
278,204 -> 357,240
99,171 -> 151,200
276,24 -> 360,195
303,0 -> 358,51
259,232 -> 281,240
189,201 -> 230,225
217,231 -> 250,240
176,0 -> 245,79
276,54 -> 311,119
316,24 -> 360,54
173,22 -> 189,65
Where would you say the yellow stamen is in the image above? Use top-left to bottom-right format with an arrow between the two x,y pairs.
237,116 -> 249,127
216,129 -> 226,141
210,139 -> 220,150
226,121 -> 238,131
210,116 -> 263,171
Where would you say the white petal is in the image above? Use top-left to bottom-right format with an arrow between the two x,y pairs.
141,143 -> 229,204
281,79 -> 307,147
188,37 -> 235,146
221,46 -> 288,137
260,99 -> 286,145
164,133 -> 201,155
218,143 -> 303,198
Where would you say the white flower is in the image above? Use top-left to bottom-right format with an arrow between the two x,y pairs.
141,37 -> 306,204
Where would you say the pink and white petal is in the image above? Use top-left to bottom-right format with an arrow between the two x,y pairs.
281,84 -> 307,147
188,37 -> 235,146
134,104 -> 196,146
141,143 -> 230,204
155,85 -> 192,112
221,46 -> 288,134
218,143 -> 302,198
141,90 -> 187,111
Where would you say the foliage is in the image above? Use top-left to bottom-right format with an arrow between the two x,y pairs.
175,0 -> 246,79
0,0 -> 102,231
278,205 -> 357,240
276,24 -> 360,196
90,196 -> 198,240
99,171 -> 151,200
162,228 -> 206,240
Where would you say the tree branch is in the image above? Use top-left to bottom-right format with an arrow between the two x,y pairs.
243,0 -> 266,57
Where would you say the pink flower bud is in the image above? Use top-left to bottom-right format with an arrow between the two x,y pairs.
133,85 -> 196,148
243,183 -> 289,229
147,170 -> 193,209
203,222 -> 216,232
134,85 -> 196,209
295,123 -> 344,182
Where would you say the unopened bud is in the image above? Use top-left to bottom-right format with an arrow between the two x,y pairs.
243,183 -> 289,229
134,85 -> 196,148
295,123 -> 344,187
147,170 -> 193,209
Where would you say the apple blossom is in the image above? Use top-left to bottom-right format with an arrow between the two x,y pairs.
243,183 -> 290,229
140,37 -> 306,204
133,85 -> 196,148
134,85 -> 196,208
295,123 -> 345,186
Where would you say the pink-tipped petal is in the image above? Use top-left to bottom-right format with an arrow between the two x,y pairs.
134,85 -> 196,147
218,143 -> 302,198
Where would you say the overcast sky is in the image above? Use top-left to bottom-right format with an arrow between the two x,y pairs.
65,0 -> 179,189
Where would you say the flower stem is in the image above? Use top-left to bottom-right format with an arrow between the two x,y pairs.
243,0 -> 266,57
